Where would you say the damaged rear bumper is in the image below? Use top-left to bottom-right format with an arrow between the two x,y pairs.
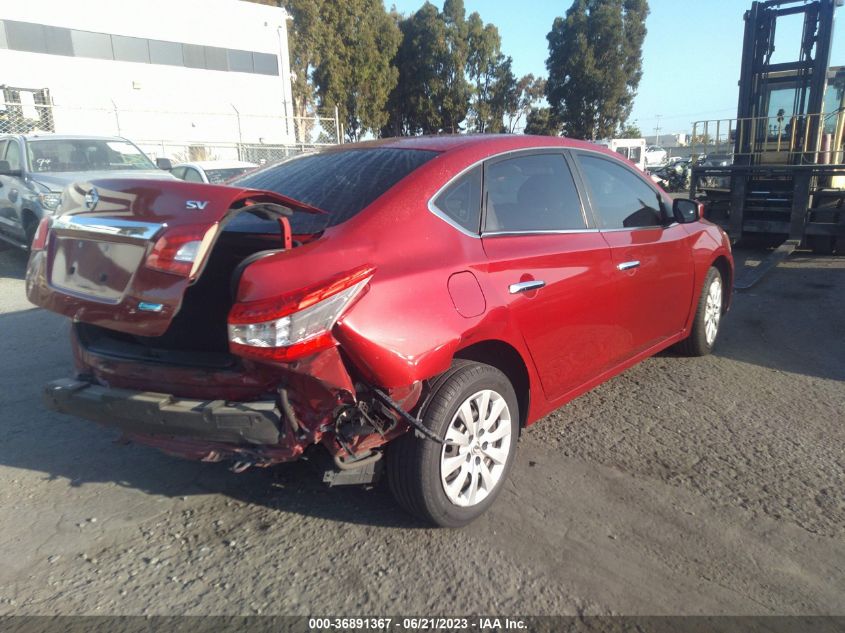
44,378 -> 281,445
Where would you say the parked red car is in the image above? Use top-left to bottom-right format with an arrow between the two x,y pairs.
26,135 -> 733,527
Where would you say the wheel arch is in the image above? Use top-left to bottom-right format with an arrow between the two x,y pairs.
453,339 -> 531,428
711,254 -> 732,311
22,208 -> 39,228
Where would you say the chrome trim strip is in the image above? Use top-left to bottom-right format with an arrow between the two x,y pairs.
483,228 -> 599,237
427,199 -> 482,238
600,222 -> 678,232
426,145 -> 600,238
509,280 -> 546,294
617,260 -> 640,271
51,215 -> 163,241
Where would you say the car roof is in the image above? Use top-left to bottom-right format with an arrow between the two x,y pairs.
336,134 -> 601,154
9,134 -> 137,142
176,160 -> 257,169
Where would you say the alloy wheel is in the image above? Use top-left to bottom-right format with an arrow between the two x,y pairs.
440,389 -> 513,507
704,276 -> 723,345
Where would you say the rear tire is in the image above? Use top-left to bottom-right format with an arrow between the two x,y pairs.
675,267 -> 724,357
387,361 -> 519,528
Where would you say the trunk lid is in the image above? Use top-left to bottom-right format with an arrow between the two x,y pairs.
26,178 -> 320,337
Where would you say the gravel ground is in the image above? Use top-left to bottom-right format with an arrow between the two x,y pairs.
0,244 -> 842,616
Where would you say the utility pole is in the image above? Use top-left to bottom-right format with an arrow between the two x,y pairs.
654,114 -> 662,146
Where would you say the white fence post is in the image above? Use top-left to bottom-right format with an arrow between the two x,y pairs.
335,105 -> 341,144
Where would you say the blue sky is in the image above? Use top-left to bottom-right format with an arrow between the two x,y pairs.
385,0 -> 845,135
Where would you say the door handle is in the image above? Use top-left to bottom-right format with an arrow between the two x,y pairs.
616,260 -> 640,271
509,280 -> 545,294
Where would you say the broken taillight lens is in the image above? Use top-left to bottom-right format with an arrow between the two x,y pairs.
145,225 -> 217,278
31,217 -> 52,251
227,266 -> 373,362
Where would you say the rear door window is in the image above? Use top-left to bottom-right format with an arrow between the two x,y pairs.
576,154 -> 664,229
483,153 -> 585,232
233,148 -> 438,233
431,166 -> 482,233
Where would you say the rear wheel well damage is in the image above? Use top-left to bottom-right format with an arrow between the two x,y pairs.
453,340 -> 530,428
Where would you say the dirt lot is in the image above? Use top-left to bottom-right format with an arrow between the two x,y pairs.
0,244 -> 842,616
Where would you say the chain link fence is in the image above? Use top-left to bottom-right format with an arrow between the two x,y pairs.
1,90 -> 341,166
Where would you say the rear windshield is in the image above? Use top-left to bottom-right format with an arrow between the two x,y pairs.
232,148 -> 438,233
26,139 -> 156,172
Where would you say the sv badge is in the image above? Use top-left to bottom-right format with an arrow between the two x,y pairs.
186,200 -> 209,210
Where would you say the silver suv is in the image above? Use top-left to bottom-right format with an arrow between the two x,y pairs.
0,134 -> 173,249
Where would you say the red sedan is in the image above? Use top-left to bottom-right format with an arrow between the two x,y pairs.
26,135 -> 733,527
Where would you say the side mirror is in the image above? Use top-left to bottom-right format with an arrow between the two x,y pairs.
155,157 -> 173,171
0,160 -> 22,177
673,198 -> 702,224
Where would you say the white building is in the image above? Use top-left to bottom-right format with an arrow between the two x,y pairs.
0,0 -> 296,154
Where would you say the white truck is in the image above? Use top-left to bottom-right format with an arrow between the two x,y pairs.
595,138 -> 647,171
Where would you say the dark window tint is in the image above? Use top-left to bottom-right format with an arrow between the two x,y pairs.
205,167 -> 252,183
149,39 -> 182,66
629,146 -> 642,163
71,30 -> 113,59
578,155 -> 664,229
182,44 -> 206,69
228,49 -> 253,73
5,141 -> 21,170
46,26 -> 73,56
253,52 -> 279,75
205,46 -> 228,71
233,148 -> 438,233
433,166 -> 481,233
184,168 -> 204,183
112,35 -> 149,63
6,21 -> 46,53
484,153 -> 584,232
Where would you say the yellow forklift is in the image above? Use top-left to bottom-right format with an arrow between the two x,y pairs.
691,0 -> 845,257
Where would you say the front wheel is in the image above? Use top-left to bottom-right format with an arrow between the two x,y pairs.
675,267 -> 724,357
387,361 -> 519,528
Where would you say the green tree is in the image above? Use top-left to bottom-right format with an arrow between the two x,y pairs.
386,1 -> 517,136
618,122 -> 643,138
466,15 -> 512,133
313,0 -> 401,141
383,3 -> 448,136
247,0 -> 400,141
441,0 -> 473,133
524,107 -> 561,136
507,74 -> 546,133
282,0 -> 323,141
545,0 -> 649,140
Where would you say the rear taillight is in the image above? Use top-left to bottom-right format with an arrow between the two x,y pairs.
145,225 -> 217,278
227,266 -> 374,362
31,217 -> 52,251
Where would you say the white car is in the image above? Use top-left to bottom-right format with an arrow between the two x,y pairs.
171,160 -> 257,184
644,146 -> 668,166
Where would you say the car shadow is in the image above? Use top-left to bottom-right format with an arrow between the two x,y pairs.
716,249 -> 844,382
660,248 -> 845,382
0,245 -> 27,280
